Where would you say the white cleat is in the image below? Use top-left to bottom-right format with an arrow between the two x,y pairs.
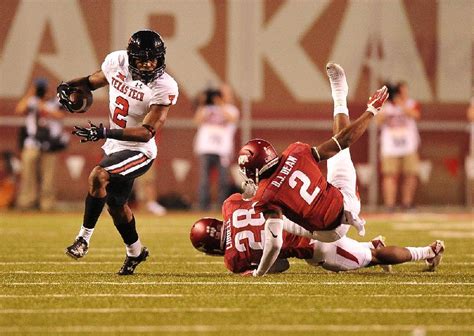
426,240 -> 445,272
326,62 -> 348,103
371,235 -> 392,273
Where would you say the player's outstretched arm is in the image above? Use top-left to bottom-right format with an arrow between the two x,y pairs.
312,86 -> 388,162
253,214 -> 284,277
72,104 -> 171,143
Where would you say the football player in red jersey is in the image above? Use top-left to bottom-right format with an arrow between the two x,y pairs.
190,195 -> 445,274
236,63 -> 444,276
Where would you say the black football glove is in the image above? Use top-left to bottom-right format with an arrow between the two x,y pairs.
72,121 -> 106,143
57,82 -> 79,113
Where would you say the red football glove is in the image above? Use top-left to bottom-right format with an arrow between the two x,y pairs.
366,85 -> 389,115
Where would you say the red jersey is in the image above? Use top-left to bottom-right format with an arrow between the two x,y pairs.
254,142 -> 344,232
222,193 -> 313,273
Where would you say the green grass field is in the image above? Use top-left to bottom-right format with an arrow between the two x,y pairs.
0,210 -> 472,335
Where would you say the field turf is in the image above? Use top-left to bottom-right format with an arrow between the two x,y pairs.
0,210 -> 472,335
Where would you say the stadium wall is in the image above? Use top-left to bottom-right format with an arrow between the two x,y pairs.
0,0 -> 472,207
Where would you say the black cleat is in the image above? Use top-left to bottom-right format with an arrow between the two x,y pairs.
117,247 -> 149,275
65,237 -> 88,259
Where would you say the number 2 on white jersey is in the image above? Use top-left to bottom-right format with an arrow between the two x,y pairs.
289,170 -> 321,205
112,96 -> 129,128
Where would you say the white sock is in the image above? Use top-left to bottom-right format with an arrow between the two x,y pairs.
77,226 -> 94,244
126,239 -> 142,257
406,246 -> 434,261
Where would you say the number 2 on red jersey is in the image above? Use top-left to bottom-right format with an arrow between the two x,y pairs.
289,170 -> 321,205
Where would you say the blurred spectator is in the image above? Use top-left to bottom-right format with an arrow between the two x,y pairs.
468,97 -> 474,122
0,151 -> 19,209
377,81 -> 421,211
193,84 -> 240,210
134,167 -> 167,216
15,78 -> 68,211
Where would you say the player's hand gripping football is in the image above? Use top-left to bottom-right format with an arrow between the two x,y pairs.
57,82 -> 79,113
72,121 -> 105,143
366,85 -> 389,115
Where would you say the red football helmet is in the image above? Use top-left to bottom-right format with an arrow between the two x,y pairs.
238,138 -> 279,184
190,218 -> 225,255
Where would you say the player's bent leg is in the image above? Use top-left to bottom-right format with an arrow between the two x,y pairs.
369,246 -> 412,266
65,166 -> 109,260
308,236 -> 372,272
312,224 -> 350,243
108,204 -> 148,275
370,235 -> 393,272
370,240 -> 445,271
327,149 -> 365,236
327,149 -> 357,201
88,166 -> 110,197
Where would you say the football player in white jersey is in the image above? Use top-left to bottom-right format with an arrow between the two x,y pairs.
57,30 -> 178,275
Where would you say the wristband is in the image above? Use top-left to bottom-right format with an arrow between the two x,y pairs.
366,105 -> 378,115
105,128 -> 124,139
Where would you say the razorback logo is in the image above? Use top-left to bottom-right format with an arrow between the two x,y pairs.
168,95 -> 176,103
238,154 -> 249,166
264,146 -> 274,162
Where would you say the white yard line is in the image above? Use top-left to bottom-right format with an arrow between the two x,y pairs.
2,281 -> 473,286
0,271 -> 221,274
0,261 -> 222,265
0,293 -> 471,298
0,324 -> 472,333
0,307 -> 471,314
0,294 -> 183,298
0,308 -> 241,314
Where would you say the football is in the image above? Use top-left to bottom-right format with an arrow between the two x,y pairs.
68,87 -> 93,113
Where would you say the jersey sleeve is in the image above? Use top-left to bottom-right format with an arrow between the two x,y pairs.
149,74 -> 179,108
101,50 -> 127,84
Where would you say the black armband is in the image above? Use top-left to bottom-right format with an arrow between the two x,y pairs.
104,128 -> 124,139
142,124 -> 156,137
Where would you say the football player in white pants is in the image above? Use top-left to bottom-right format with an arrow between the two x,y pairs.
208,63 -> 443,275
283,217 -> 443,273
190,213 -> 445,274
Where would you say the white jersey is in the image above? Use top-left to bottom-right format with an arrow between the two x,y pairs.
193,103 -> 239,165
379,100 -> 420,157
101,50 -> 179,159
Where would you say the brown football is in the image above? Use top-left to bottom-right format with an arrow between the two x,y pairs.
68,87 -> 93,113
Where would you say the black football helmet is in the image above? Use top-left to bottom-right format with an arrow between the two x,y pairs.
238,138 -> 279,184
190,218 -> 225,256
127,29 -> 166,84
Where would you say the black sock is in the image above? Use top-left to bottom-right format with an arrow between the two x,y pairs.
83,194 -> 106,229
114,216 -> 139,245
